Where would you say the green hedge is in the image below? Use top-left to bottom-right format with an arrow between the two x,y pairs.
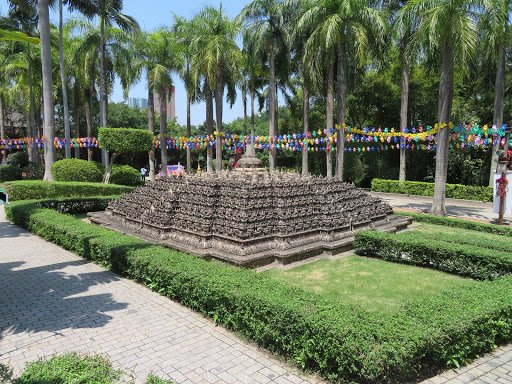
371,178 -> 494,202
2,180 -> 134,201
395,211 -> 512,236
0,164 -> 23,182
111,164 -> 141,186
51,159 -> 103,182
354,231 -> 512,280
6,199 -> 512,383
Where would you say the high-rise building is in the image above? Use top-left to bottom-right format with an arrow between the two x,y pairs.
128,97 -> 148,109
153,86 -> 176,121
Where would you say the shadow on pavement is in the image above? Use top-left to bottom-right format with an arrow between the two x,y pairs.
0,260 -> 128,346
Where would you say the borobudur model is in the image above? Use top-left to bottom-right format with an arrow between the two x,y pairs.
89,150 -> 411,267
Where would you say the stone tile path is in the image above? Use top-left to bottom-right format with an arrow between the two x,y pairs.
0,207 -> 323,384
1,204 -> 512,384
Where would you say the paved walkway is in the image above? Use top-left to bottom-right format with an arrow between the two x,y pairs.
1,201 -> 512,384
0,207 -> 323,384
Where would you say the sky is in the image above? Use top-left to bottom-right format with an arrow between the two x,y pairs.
0,0 -> 254,126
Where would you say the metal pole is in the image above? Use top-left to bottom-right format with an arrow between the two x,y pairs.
499,129 -> 511,225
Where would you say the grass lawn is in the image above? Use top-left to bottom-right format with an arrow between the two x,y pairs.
407,222 -> 512,244
262,254 -> 480,313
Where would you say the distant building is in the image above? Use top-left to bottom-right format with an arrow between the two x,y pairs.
128,97 -> 148,109
153,86 -> 176,121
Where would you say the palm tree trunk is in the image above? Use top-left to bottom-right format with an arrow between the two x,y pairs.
302,74 -> 309,176
73,82 -> 80,159
0,95 -> 5,162
99,18 -> 108,166
85,90 -> 93,161
215,67 -> 223,175
27,45 -> 38,163
489,45 -> 506,186
148,84 -> 156,181
336,42 -> 347,181
269,43 -> 276,171
399,54 -> 410,182
243,90 -> 247,136
250,88 -> 255,140
186,93 -> 191,174
430,42 -> 454,215
25,110 -> 34,162
39,0 -> 56,181
159,88 -> 168,177
326,59 -> 334,178
206,85 -> 214,174
59,0 -> 71,159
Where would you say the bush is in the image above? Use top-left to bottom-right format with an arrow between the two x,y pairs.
6,151 -> 30,168
6,197 -> 512,383
395,211 -> 512,236
98,127 -> 153,153
371,178 -> 493,202
0,164 -> 22,182
14,352 -> 123,384
110,164 -> 141,186
2,180 -> 134,201
22,163 -> 44,180
354,230 -> 512,280
52,159 -> 103,182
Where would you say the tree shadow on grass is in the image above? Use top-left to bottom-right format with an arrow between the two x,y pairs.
0,260 -> 128,347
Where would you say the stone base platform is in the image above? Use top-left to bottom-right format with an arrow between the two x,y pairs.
88,211 -> 411,268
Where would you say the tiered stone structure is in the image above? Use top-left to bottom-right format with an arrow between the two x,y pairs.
89,152 -> 410,267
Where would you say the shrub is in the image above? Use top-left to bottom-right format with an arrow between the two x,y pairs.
22,163 -> 44,180
354,230 -> 512,280
98,127 -> 153,153
6,151 -> 30,168
6,197 -> 512,383
110,164 -> 141,186
14,352 -> 122,384
2,180 -> 133,201
395,211 -> 512,236
0,164 -> 22,182
51,159 -> 103,182
371,178 -> 493,202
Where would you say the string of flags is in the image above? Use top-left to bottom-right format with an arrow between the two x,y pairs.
1,124 -> 511,151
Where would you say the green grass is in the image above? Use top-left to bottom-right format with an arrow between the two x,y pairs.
262,255 -> 480,313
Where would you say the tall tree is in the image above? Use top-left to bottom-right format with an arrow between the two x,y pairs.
238,0 -> 289,172
192,5 -> 242,175
299,0 -> 386,180
86,0 -> 139,165
399,0 -> 480,214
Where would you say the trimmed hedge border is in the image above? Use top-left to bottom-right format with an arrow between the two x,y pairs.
5,198 -> 512,383
2,180 -> 134,201
394,211 -> 512,236
354,231 -> 512,280
371,178 -> 493,202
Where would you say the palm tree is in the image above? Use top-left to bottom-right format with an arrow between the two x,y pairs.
398,0 -> 481,214
85,0 -> 139,165
192,5 -> 242,175
480,0 -> 511,186
298,0 -> 387,180
238,0 -> 289,172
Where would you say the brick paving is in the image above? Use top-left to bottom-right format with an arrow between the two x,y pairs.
1,204 -> 512,383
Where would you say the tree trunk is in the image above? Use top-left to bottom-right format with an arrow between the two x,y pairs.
302,74 -> 309,176
489,44 -> 506,186
430,42 -> 454,215
99,18 -> 108,166
399,53 -> 410,182
39,0 -> 56,181
250,88 -> 255,140
215,67 -> 223,175
186,93 -> 191,174
243,89 -> 247,136
103,151 -> 119,184
59,0 -> 71,159
148,84 -> 156,181
159,88 -> 168,177
73,82 -> 80,159
27,45 -> 38,163
206,85 -> 214,174
336,42 -> 347,181
269,43 -> 276,171
25,110 -> 34,162
326,59 -> 334,178
85,90 -> 93,161
0,95 -> 5,162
